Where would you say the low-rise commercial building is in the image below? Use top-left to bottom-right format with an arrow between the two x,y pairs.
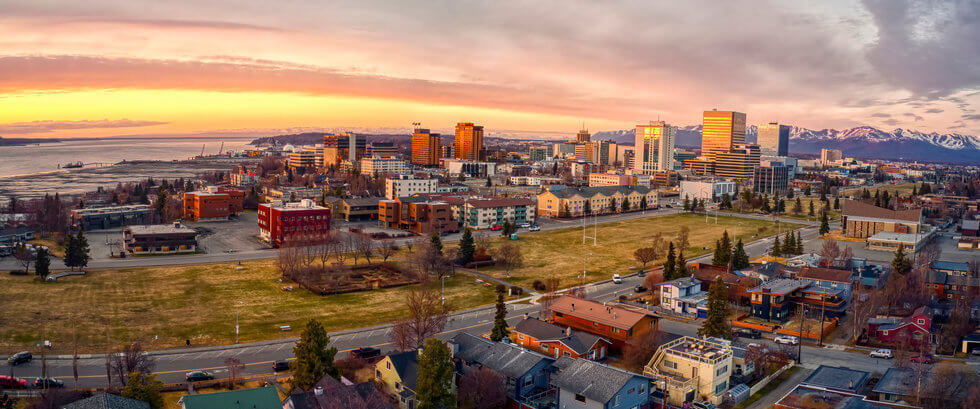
841,199 -> 924,239
588,172 -> 633,187
182,188 -> 244,222
123,223 -> 198,255
257,199 -> 331,247
71,204 -> 152,231
643,336 -> 733,406
753,164 -> 789,195
333,197 -> 380,222
679,180 -> 737,203
460,198 -> 535,229
441,158 -> 497,177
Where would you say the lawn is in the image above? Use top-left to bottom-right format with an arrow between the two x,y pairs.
0,259 -> 500,354
467,213 -> 804,289
843,182 -> 919,198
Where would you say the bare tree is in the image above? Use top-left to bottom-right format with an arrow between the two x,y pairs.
847,291 -> 879,344
390,287 -> 447,350
650,232 -> 668,258
110,342 -> 155,386
458,367 -> 507,409
676,226 -> 691,251
14,243 -> 34,273
622,329 -> 663,372
920,362 -> 976,409
494,243 -> 523,278
315,233 -> 337,270
354,235 -> 375,264
224,357 -> 245,389
839,246 -> 854,269
333,233 -> 350,265
633,247 -> 658,269
277,240 -> 304,279
818,239 -> 841,267
377,240 -> 397,263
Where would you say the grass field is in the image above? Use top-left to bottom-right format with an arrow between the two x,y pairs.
843,182 -> 919,198
468,213 -> 804,289
0,259 -> 500,353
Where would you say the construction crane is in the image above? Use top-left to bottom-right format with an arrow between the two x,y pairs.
216,141 -> 224,156
199,144 -> 205,158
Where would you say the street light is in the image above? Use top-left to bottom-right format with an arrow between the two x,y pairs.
235,301 -> 244,344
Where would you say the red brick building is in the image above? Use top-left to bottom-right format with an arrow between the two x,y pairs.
183,187 -> 244,221
548,296 -> 657,350
513,317 -> 611,360
377,196 -> 459,234
257,199 -> 331,247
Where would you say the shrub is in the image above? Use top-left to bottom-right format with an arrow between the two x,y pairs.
495,283 -> 506,294
532,280 -> 546,291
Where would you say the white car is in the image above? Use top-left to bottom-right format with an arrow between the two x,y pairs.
612,274 -> 623,284
870,348 -> 893,359
519,222 -> 531,228
528,225 -> 541,232
774,335 -> 799,345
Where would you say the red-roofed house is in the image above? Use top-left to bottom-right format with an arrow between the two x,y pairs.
512,318 -> 611,360
690,263 -> 762,305
548,296 -> 658,350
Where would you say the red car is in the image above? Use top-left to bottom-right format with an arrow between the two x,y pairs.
910,354 -> 935,364
490,224 -> 504,231
0,375 -> 27,389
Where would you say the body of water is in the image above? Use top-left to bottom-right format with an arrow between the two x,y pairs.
0,137 -> 255,178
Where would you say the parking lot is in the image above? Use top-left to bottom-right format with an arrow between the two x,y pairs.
803,230 -> 978,264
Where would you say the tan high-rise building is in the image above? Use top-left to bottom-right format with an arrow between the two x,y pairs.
576,128 -> 591,144
634,121 -> 676,175
411,128 -> 441,166
714,143 -> 760,181
701,110 -> 746,162
454,122 -> 484,161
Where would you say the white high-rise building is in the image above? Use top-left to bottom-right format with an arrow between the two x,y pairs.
634,121 -> 676,175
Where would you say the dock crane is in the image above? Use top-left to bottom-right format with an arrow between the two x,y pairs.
216,141 -> 224,156
200,144 -> 205,158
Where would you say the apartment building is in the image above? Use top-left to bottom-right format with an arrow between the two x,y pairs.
588,172 -> 633,187
536,186 -> 657,218
643,336 -> 733,406
182,187 -> 244,222
360,156 -> 410,176
657,277 -> 708,318
549,296 -> 658,350
257,199 -> 331,247
385,175 -> 438,200
678,180 -> 736,203
460,198 -> 535,230
378,196 -> 459,234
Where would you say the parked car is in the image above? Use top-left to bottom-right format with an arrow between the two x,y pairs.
910,354 -> 935,364
490,224 -> 504,231
774,335 -> 799,345
637,269 -> 646,277
0,375 -> 27,389
691,401 -> 719,409
273,360 -> 291,372
612,274 -> 623,284
519,223 -> 531,228
350,347 -> 382,362
185,371 -> 214,382
33,377 -> 64,389
733,328 -> 762,339
528,225 -> 541,232
7,351 -> 32,366
634,285 -> 648,293
869,348 -> 894,359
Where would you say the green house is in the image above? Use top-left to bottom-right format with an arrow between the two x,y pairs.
178,385 -> 281,409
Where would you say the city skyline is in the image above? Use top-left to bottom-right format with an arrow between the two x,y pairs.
1,1 -> 979,139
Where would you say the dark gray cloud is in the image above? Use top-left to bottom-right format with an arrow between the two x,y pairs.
924,108 -> 944,113
871,113 -> 891,118
863,0 -> 980,98
0,119 -> 167,134
963,114 -> 980,121
883,119 -> 901,126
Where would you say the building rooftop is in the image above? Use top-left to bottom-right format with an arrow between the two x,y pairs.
547,185 -> 654,199
385,350 -> 419,391
749,278 -> 812,296
450,333 -> 552,380
71,205 -> 152,216
867,231 -> 928,244
63,392 -> 151,409
465,198 -> 535,208
663,336 -> 732,362
179,385 -> 282,409
124,224 -> 196,235
842,199 -> 921,222
775,385 -> 890,409
930,260 -> 969,272
262,200 -> 328,211
550,296 -> 652,330
871,367 -> 917,396
551,356 -> 646,404
802,365 -> 870,393
657,276 -> 702,289
513,318 -> 608,356
798,266 -> 854,283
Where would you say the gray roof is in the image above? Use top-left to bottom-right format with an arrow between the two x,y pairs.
513,318 -> 608,355
749,278 -> 812,295
871,367 -> 916,396
286,376 -> 395,409
548,185 -> 654,199
125,224 -> 196,235
62,393 -> 151,409
450,333 -> 552,379
343,197 -> 381,207
802,365 -> 870,393
551,356 -> 648,404
386,350 -> 420,391
657,277 -> 701,289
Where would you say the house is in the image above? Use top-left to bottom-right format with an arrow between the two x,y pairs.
924,261 -> 980,302
283,374 -> 394,409
178,385 -> 281,409
798,266 -> 855,301
552,356 -> 654,409
866,306 -> 932,346
62,393 -> 151,409
691,263 -> 762,305
375,350 -> 420,409
656,277 -> 708,317
730,346 -> 756,383
450,333 -> 554,409
513,318 -> 612,360
748,279 -> 812,323
643,336 -> 733,406
870,368 -> 921,406
961,219 -> 979,236
736,261 -> 791,282
549,296 -> 659,350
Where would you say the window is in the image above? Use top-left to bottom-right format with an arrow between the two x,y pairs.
613,394 -> 620,406
917,319 -> 925,325
574,394 -> 586,403
523,376 -> 534,387
386,361 -> 391,370
717,365 -> 728,376
541,344 -> 549,352
714,381 -> 728,394
664,360 -> 677,369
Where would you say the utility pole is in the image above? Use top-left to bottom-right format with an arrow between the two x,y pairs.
105,321 -> 112,387
819,294 -> 827,347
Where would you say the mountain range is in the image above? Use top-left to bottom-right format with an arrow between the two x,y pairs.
592,125 -> 980,164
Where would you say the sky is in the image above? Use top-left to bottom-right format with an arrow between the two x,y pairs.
1,0 -> 979,139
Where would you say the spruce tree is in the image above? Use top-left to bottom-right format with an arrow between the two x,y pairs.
809,201 -> 815,216
833,197 -> 840,210
490,292 -> 509,342
430,232 -> 444,255
416,338 -> 456,409
584,200 -> 592,215
121,372 -> 164,409
719,231 -> 732,263
783,232 -> 795,255
795,232 -> 804,254
458,228 -> 475,265
291,319 -> 340,390
664,242 -> 676,280
501,220 -> 512,236
698,277 -> 731,339
622,197 -> 631,212
676,250 -> 688,277
892,245 -> 912,275
793,197 -> 803,214
640,195 -> 647,210
761,195 -> 771,213
683,195 -> 691,211
732,239 -> 749,270
771,235 -> 782,257
35,247 -> 50,279
819,212 -> 830,235
608,198 -> 616,213
66,230 -> 90,271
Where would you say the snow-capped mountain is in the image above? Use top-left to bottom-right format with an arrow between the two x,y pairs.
592,125 -> 980,163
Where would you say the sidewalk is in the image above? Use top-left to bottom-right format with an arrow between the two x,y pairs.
746,366 -> 811,409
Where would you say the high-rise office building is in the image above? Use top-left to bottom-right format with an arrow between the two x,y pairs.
634,121 -> 676,175
757,122 -> 790,156
820,148 -> 843,165
576,128 -> 591,144
322,132 -> 366,168
574,143 -> 593,163
591,140 -> 612,165
714,143 -> 760,181
753,164 -> 789,195
701,110 -> 746,162
454,122 -> 484,161
411,128 -> 441,166
528,146 -> 549,162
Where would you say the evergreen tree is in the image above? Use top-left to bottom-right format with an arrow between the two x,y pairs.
676,250 -> 688,277
804,185 -> 811,196
712,231 -> 732,266
501,220 -> 512,236
458,228 -> 475,265
861,188 -> 871,199
431,232 -> 444,255
65,230 -> 90,271
760,194 -> 771,213
881,190 -> 890,209
584,200 -> 592,215
489,292 -> 509,342
793,197 -> 803,214
911,184 -> 918,197
783,232 -> 795,255
732,239 -> 749,270
683,195 -> 691,211
819,212 -> 830,235
416,338 -> 456,409
608,198 -> 616,213
808,201 -> 815,216
561,202 -> 569,217
486,176 -> 492,187
787,189 -> 795,199
771,235 -> 782,257
795,232 -> 804,254
720,193 -> 732,209
698,277 -> 731,339
777,198 -> 786,214
640,195 -> 647,210
833,196 -> 840,210
155,190 -> 167,217
874,190 -> 881,207
291,319 -> 340,390
892,245 -> 912,275
35,247 -> 50,279
121,372 -> 164,409
622,197 -> 631,212
664,242 -> 676,280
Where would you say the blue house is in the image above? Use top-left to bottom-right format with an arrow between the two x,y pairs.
551,356 -> 653,409
450,333 -> 555,409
